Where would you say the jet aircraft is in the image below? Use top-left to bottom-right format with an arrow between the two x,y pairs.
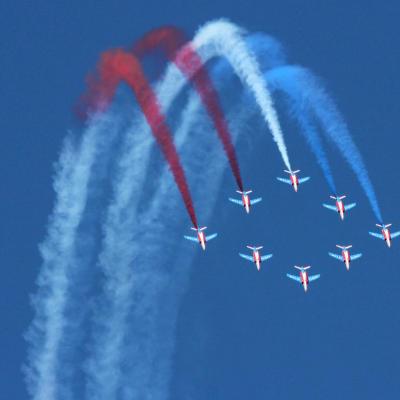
184,227 -> 217,250
286,266 -> 320,292
328,245 -> 362,270
239,245 -> 273,271
276,170 -> 310,192
369,224 -> 400,248
228,190 -> 262,214
323,195 -> 356,220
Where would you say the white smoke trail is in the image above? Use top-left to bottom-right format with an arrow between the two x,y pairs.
83,117 -> 154,400
24,114 -> 120,400
118,95 -> 239,400
133,19 -> 292,170
189,19 -> 292,170
265,67 -> 337,193
84,92 -> 215,400
84,24 -> 292,398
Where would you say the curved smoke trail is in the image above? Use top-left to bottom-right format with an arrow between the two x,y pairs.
266,65 -> 382,221
81,28 -> 290,399
117,35 -> 292,399
24,114 -> 121,400
26,22 -> 383,400
133,19 -> 292,172
133,26 -> 244,191
244,33 -> 380,217
189,19 -> 292,170
80,49 -> 198,228
266,68 -> 337,193
81,30 -> 291,399
212,33 -> 338,193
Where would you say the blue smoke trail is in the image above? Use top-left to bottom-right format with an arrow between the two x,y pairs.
244,34 -> 381,221
268,65 -> 383,222
265,67 -> 337,193
239,35 -> 337,193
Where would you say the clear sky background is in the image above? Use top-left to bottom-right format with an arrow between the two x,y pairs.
2,1 -> 400,399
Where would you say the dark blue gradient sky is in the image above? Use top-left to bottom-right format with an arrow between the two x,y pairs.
2,1 -> 399,398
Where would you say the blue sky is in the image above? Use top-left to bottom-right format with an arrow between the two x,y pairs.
2,1 -> 400,399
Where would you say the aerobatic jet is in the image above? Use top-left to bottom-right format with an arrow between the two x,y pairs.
286,266 -> 320,292
328,245 -> 362,270
323,195 -> 356,220
369,223 -> 400,248
228,190 -> 262,214
239,245 -> 273,271
184,227 -> 217,250
276,170 -> 310,192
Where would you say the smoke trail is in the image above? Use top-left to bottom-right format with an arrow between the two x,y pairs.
80,49 -> 198,227
133,26 -> 244,191
189,19 -> 292,170
84,31 -> 290,399
24,115 -> 118,400
83,124 -> 155,400
268,66 -> 382,221
115,96 -> 233,400
132,19 -> 292,172
205,32 -> 336,192
265,67 -> 337,193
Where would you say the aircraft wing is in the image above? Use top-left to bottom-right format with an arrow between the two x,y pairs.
251,197 -> 262,205
323,203 -> 337,212
206,233 -> 218,241
228,198 -> 242,206
286,273 -> 301,283
277,177 -> 292,185
184,235 -> 198,243
351,253 -> 362,261
328,252 -> 342,261
346,203 -> 357,211
369,231 -> 384,240
391,231 -> 400,239
261,254 -> 273,262
308,274 -> 321,282
239,253 -> 254,262
298,177 -> 311,184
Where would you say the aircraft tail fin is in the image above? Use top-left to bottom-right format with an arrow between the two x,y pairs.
191,226 -> 207,231
336,245 -> 352,250
236,190 -> 253,195
247,245 -> 263,251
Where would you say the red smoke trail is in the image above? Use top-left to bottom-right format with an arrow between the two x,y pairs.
133,27 -> 244,192
79,49 -> 198,228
